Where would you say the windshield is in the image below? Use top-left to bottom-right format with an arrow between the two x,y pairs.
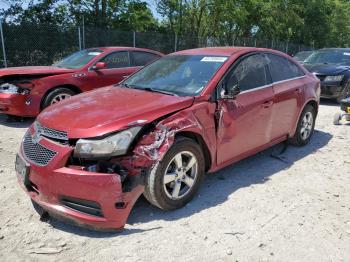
123,55 -> 228,96
304,50 -> 350,65
54,49 -> 103,69
294,51 -> 313,62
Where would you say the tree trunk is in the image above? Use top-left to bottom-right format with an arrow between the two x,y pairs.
94,0 -> 100,26
101,0 -> 107,27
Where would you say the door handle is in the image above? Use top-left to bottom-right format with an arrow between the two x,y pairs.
122,75 -> 130,79
262,101 -> 273,108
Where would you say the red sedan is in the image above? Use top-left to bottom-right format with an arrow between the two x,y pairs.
0,47 -> 163,117
15,47 -> 320,230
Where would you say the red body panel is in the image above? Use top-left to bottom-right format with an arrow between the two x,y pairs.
37,86 -> 194,138
0,66 -> 76,76
216,87 -> 274,165
271,77 -> 308,139
18,127 -> 142,230
16,47 -> 320,230
0,47 -> 163,117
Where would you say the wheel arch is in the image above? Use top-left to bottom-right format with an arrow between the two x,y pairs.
291,99 -> 319,137
40,84 -> 82,110
175,131 -> 212,172
305,99 -> 319,117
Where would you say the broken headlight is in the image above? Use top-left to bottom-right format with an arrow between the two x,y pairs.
0,83 -> 31,94
74,126 -> 142,158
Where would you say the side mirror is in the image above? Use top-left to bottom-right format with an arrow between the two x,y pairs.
93,62 -> 107,70
220,83 -> 241,99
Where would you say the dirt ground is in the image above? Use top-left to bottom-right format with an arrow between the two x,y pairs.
0,101 -> 349,262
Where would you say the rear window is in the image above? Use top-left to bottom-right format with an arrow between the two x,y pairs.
131,52 -> 160,66
266,54 -> 304,82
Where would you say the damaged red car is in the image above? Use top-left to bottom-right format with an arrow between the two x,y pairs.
15,47 -> 320,230
0,47 -> 162,117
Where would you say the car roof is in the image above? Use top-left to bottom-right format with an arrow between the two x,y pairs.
296,50 -> 314,53
171,47 -> 287,57
87,46 -> 163,55
318,48 -> 350,52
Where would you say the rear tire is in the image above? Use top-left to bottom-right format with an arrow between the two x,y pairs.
42,87 -> 76,109
289,105 -> 316,146
143,137 -> 205,210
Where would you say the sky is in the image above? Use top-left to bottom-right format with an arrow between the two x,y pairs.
0,0 -> 10,8
148,0 -> 162,20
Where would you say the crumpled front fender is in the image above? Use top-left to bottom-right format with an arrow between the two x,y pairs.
119,102 -> 217,172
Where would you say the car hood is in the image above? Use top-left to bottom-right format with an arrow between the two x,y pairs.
303,63 -> 350,75
37,86 -> 195,139
0,66 -> 76,77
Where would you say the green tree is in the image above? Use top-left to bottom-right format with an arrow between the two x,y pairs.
115,1 -> 158,31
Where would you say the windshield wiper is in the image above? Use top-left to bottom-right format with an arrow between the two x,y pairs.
142,87 -> 178,96
120,84 -> 177,96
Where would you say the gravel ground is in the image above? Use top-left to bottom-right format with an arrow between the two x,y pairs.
0,101 -> 349,262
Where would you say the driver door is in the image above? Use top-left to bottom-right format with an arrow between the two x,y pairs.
85,51 -> 137,90
216,53 -> 274,166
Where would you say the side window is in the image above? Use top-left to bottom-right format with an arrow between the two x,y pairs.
131,52 -> 160,66
226,54 -> 269,92
287,60 -> 305,78
267,54 -> 304,82
100,51 -> 130,69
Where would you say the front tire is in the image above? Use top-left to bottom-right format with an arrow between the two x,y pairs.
42,87 -> 76,109
289,105 -> 316,146
143,137 -> 205,210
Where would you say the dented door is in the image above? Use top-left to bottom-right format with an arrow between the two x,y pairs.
216,87 -> 274,165
215,53 -> 274,166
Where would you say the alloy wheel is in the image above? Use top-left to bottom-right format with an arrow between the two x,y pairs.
300,111 -> 314,140
163,151 -> 198,200
50,93 -> 72,105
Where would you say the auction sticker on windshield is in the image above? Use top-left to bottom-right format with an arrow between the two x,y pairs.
201,57 -> 228,62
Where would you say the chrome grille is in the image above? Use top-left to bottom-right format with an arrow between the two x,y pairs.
35,121 -> 68,142
23,132 -> 57,166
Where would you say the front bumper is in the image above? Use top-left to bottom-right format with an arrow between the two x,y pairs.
0,93 -> 39,117
16,132 -> 144,231
320,84 -> 343,99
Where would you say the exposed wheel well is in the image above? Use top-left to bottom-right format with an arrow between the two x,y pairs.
305,100 -> 319,116
40,85 -> 81,110
175,131 -> 212,171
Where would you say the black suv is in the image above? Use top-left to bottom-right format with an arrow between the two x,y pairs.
303,48 -> 350,102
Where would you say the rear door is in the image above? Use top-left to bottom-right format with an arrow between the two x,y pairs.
216,53 -> 274,166
265,54 -> 306,140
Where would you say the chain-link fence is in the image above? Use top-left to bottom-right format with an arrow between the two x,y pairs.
0,23 -> 313,68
